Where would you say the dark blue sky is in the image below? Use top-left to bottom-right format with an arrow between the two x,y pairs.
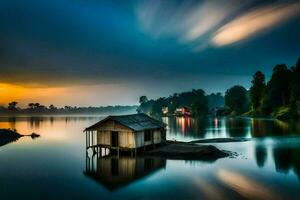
0,0 -> 300,106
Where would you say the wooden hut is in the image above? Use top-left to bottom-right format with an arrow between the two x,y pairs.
84,113 -> 166,155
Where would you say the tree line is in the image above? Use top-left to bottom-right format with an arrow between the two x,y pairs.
138,57 -> 300,120
225,58 -> 300,119
137,90 -> 224,117
0,102 -> 137,115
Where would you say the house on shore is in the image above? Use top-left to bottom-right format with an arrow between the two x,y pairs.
84,113 -> 166,155
175,106 -> 191,117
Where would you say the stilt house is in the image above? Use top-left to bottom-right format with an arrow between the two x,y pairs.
84,113 -> 166,154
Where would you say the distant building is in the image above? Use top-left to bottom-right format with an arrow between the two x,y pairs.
175,106 -> 191,116
84,113 -> 166,155
162,107 -> 169,115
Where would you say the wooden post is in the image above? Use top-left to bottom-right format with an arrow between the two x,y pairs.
87,131 -> 89,147
85,131 -> 88,148
88,131 -> 91,147
117,148 -> 120,158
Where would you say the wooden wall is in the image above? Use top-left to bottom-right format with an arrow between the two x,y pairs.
95,119 -> 164,148
96,119 -> 135,148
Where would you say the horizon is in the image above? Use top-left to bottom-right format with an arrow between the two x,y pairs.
1,0 -> 300,106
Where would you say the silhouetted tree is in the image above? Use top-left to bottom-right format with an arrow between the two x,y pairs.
225,85 -> 249,114
290,58 -> 300,118
250,71 -> 266,114
28,103 -> 35,110
49,104 -> 57,110
207,92 -> 224,110
139,96 -> 148,104
262,64 -> 292,114
8,101 -> 18,110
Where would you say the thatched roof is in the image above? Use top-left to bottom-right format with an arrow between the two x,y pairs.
85,113 -> 165,132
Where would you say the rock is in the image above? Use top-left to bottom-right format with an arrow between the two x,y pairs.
146,141 -> 231,161
0,129 -> 22,147
30,133 -> 40,139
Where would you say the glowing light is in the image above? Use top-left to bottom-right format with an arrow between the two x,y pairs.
214,118 -> 218,128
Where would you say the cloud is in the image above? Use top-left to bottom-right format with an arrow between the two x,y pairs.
135,0 -> 248,42
136,0 -> 300,50
212,2 -> 300,46
182,0 -> 243,42
136,0 -> 244,39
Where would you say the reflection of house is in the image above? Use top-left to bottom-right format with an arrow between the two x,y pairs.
84,113 -> 166,155
175,106 -> 191,116
85,156 -> 166,191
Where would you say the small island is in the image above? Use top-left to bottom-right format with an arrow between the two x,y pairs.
84,113 -> 232,161
0,129 -> 40,147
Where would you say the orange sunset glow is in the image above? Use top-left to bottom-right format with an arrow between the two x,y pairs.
0,83 -> 66,107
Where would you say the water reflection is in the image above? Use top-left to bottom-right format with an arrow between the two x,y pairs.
0,116 -> 300,200
218,169 -> 280,200
163,117 -> 300,141
85,155 -> 166,191
273,146 -> 300,178
254,140 -> 300,179
255,146 -> 267,168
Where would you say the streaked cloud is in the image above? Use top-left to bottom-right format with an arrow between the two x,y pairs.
136,0 -> 248,43
183,0 -> 244,42
213,2 -> 300,46
136,0 -> 300,50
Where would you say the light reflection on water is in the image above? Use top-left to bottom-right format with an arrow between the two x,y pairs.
0,116 -> 300,200
163,116 -> 300,141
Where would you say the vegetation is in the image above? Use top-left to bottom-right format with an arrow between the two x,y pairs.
249,71 -> 266,115
1,58 -> 299,120
248,58 -> 300,119
138,89 -> 210,117
225,85 -> 249,115
0,102 -> 137,115
138,57 -> 300,120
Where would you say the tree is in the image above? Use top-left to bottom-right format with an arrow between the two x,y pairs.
225,85 -> 249,114
28,103 -> 35,109
8,101 -> 18,110
290,58 -> 300,118
49,104 -> 57,110
261,64 -> 292,114
250,71 -> 266,113
139,96 -> 148,104
207,92 -> 224,110
34,103 -> 40,108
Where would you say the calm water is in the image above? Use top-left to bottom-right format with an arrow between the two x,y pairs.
1,115 -> 300,200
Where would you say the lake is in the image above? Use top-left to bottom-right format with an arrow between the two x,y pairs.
0,115 -> 300,200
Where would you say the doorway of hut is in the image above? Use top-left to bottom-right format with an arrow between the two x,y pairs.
111,131 -> 119,147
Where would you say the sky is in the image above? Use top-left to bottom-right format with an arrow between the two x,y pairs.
0,0 -> 300,107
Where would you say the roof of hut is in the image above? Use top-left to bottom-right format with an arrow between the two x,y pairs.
85,113 -> 165,132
